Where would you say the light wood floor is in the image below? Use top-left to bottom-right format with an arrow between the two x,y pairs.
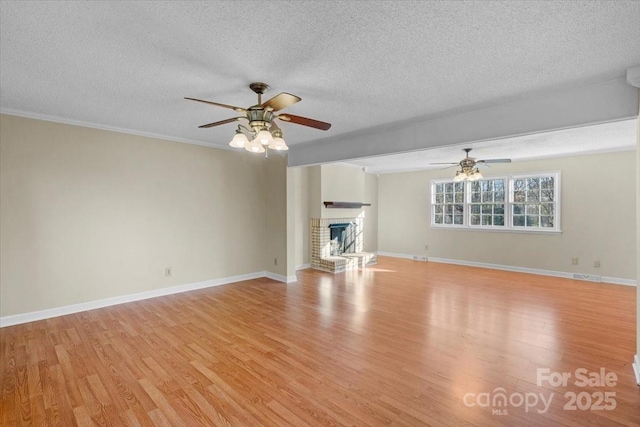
1,257 -> 639,426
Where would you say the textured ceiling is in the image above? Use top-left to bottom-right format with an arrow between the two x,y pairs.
1,1 -> 639,166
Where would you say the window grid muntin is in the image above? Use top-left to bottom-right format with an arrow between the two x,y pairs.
511,175 -> 556,229
433,181 -> 465,225
431,172 -> 560,232
468,178 -> 507,227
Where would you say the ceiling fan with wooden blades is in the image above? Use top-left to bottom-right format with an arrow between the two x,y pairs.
431,148 -> 511,181
185,82 -> 331,154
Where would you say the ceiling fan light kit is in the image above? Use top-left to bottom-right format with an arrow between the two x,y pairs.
433,148 -> 511,181
454,168 -> 483,182
186,82 -> 331,156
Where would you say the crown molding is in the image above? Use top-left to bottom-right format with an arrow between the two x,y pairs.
0,108 -> 231,151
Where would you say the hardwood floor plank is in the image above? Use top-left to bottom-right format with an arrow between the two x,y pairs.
1,257 -> 639,425
73,404 -> 95,427
138,378 -> 184,426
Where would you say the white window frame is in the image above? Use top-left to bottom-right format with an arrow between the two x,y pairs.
467,176 -> 509,230
430,171 -> 561,233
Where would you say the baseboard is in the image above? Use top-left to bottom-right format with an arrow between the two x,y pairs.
295,263 -> 311,271
601,276 -> 637,286
377,253 -> 636,286
265,271 -> 297,284
1,270 -> 290,328
376,251 -> 416,260
429,256 -> 576,278
633,354 -> 640,385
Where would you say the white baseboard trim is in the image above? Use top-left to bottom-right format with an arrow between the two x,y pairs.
429,256 -> 576,279
1,270 -> 290,328
295,263 -> 311,271
633,354 -> 640,385
601,276 -> 637,287
265,271 -> 297,284
376,251 -> 416,260
377,253 -> 637,286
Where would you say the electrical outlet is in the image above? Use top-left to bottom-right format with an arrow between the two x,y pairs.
571,257 -> 578,265
593,261 -> 600,268
165,267 -> 172,277
274,258 -> 278,266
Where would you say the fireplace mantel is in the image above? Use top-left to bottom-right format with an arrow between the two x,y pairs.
323,201 -> 371,209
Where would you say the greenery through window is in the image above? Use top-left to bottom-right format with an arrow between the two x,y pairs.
431,172 -> 560,232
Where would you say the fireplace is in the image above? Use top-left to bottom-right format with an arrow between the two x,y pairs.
328,222 -> 355,256
310,217 -> 376,273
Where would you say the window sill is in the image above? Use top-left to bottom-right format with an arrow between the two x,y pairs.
430,225 -> 562,235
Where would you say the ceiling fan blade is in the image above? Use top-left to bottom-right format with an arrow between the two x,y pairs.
429,162 -> 459,165
185,97 -> 247,113
477,159 -> 512,164
261,92 -> 301,111
277,114 -> 331,130
198,117 -> 244,128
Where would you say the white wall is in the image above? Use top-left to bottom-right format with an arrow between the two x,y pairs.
0,114 -> 287,317
378,150 -> 637,280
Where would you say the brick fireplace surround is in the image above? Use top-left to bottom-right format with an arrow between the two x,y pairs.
310,217 -> 377,273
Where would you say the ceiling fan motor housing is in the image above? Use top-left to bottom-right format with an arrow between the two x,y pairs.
247,107 -> 273,132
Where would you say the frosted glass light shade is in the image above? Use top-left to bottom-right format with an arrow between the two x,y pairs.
256,130 -> 273,145
453,171 -> 466,182
468,169 -> 483,181
229,132 -> 249,148
268,137 -> 288,151
245,140 -> 265,153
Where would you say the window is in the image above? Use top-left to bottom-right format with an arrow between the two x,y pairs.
431,172 -> 560,232
433,181 -> 464,225
511,174 -> 556,229
469,179 -> 506,227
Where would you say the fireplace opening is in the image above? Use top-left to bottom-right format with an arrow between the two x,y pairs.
328,222 -> 356,256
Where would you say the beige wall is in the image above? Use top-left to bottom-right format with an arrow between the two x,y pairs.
292,166 -> 310,267
263,155 -> 288,276
319,164 -> 377,252
308,165 -> 322,219
636,89 -> 640,358
320,164 -> 365,218
378,150 -> 637,280
363,173 -> 378,252
0,114 -> 286,317
289,163 -> 377,269
290,164 -> 379,266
